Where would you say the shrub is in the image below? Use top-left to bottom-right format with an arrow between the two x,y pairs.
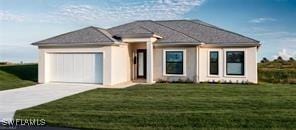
0,64 -> 38,82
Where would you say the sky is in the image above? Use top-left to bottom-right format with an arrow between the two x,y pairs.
0,0 -> 295,63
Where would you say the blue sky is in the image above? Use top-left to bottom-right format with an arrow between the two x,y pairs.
0,0 -> 295,62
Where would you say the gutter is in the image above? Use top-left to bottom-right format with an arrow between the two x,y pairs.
199,43 -> 261,48
31,42 -> 122,47
153,42 -> 202,47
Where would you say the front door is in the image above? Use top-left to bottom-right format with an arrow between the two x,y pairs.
137,49 -> 147,78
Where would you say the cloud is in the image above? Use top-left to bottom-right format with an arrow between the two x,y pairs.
55,5 -> 102,21
246,26 -> 296,60
44,0 -> 205,26
0,10 -> 25,22
272,49 -> 296,60
249,17 -> 276,23
255,31 -> 296,38
250,28 -> 296,48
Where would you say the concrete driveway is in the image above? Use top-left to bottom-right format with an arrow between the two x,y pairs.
0,83 -> 102,122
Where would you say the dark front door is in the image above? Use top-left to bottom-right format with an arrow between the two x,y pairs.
137,49 -> 147,78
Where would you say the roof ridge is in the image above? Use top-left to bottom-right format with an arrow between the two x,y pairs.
94,27 -> 118,42
186,20 -> 260,43
108,21 -> 140,30
152,19 -> 191,22
123,25 -> 154,34
151,21 -> 201,42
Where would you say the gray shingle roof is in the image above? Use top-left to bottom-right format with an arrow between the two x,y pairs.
33,19 -> 259,46
32,26 -> 117,45
108,20 -> 199,43
155,20 -> 259,44
109,20 -> 259,44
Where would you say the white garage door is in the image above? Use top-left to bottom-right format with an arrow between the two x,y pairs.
49,53 -> 103,84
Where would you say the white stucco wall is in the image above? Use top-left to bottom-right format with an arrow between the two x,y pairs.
198,46 -> 258,83
38,46 -> 112,85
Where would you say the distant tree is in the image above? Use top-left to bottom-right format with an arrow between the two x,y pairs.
274,56 -> 284,62
260,57 -> 269,63
288,57 -> 295,62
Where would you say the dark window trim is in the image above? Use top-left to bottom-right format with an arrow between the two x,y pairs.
226,51 -> 245,76
165,51 -> 184,75
209,51 -> 219,75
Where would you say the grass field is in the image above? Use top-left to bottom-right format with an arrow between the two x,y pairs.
15,83 -> 296,129
258,60 -> 296,84
0,64 -> 37,91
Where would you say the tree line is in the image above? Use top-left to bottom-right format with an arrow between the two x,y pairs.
261,56 -> 295,63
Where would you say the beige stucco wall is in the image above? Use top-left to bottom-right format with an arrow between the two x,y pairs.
37,43 -> 258,85
153,46 -> 197,82
38,46 -> 112,85
109,44 -> 131,85
198,46 -> 258,83
128,43 -> 146,80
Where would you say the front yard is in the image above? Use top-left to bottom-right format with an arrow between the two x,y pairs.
15,83 -> 296,129
0,71 -> 34,91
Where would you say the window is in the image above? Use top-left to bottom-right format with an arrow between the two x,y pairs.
210,51 -> 219,75
165,51 -> 184,75
226,51 -> 244,75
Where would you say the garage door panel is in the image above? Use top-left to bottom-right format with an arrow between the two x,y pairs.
57,54 -> 64,81
63,54 -> 72,82
73,54 -> 83,82
95,54 -> 103,83
49,53 -> 103,84
84,54 -> 93,83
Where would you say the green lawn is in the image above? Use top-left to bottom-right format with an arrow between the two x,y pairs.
0,64 -> 37,91
15,83 -> 296,129
0,70 -> 35,91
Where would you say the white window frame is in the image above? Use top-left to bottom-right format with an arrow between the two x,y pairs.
223,48 -> 247,78
207,49 -> 221,77
163,49 -> 186,76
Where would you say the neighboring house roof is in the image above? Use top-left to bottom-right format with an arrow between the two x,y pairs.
32,19 -> 260,46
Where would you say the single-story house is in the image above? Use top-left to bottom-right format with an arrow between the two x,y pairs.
32,20 -> 260,85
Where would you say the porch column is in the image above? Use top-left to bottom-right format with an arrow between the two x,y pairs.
146,39 -> 154,83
